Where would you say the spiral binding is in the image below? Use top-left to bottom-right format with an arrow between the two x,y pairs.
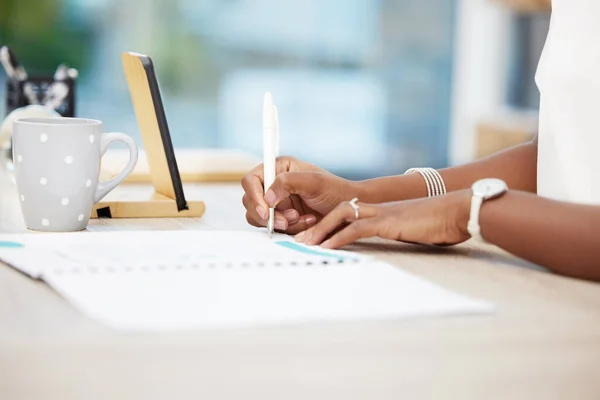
49,256 -> 364,276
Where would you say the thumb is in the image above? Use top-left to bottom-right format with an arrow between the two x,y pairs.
264,172 -> 324,207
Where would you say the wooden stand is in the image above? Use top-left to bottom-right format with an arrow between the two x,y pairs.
92,52 -> 206,219
92,193 -> 205,219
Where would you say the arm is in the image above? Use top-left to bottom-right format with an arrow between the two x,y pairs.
359,138 -> 538,203
298,186 -> 600,282
478,190 -> 600,281
242,138 -> 539,235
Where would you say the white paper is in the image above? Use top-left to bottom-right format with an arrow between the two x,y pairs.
0,231 -> 494,331
0,231 -> 362,277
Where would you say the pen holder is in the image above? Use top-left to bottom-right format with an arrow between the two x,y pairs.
4,76 -> 76,164
6,76 -> 76,117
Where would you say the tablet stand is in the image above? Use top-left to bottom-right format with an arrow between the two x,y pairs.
92,52 -> 205,219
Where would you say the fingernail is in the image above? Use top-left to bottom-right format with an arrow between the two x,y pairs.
295,231 -> 306,242
305,215 -> 317,226
283,209 -> 299,223
265,189 -> 277,206
321,239 -> 332,249
255,206 -> 267,220
275,219 -> 287,231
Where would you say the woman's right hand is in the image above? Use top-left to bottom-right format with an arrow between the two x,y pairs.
241,156 -> 363,234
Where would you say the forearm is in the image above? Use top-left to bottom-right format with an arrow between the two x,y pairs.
358,140 -> 538,203
477,191 -> 600,281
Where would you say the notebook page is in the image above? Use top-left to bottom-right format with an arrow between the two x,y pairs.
44,260 -> 493,331
0,230 -> 494,331
0,231 -> 365,277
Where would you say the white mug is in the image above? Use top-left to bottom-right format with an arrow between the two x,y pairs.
12,117 -> 138,232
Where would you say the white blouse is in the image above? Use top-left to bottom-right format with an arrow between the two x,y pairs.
536,0 -> 600,205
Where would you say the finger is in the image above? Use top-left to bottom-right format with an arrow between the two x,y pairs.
273,213 -> 289,231
245,212 -> 264,228
243,194 -> 266,227
297,204 -> 349,246
275,197 -> 300,224
241,165 -> 269,219
275,197 -> 294,211
260,211 -> 289,231
300,201 -> 378,246
281,209 -> 300,225
321,219 -> 379,249
243,194 -> 289,229
242,158 -> 306,220
246,191 -> 298,225
264,172 -> 326,208
283,214 -> 318,235
276,156 -> 295,174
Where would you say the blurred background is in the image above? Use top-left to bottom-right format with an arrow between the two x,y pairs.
0,0 -> 550,179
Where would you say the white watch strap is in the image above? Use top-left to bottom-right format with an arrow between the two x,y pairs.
467,194 -> 485,242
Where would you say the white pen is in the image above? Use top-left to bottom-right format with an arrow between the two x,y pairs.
23,82 -> 39,105
0,46 -> 27,82
53,64 -> 69,81
263,92 -> 278,238
44,81 -> 69,110
0,46 -> 18,81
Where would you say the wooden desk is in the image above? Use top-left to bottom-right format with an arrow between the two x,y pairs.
1,164 -> 600,400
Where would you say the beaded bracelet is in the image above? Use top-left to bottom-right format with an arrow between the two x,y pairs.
404,167 -> 447,197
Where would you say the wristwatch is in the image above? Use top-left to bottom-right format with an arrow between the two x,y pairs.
467,178 -> 508,242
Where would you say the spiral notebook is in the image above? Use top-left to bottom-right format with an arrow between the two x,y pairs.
0,231 -> 494,331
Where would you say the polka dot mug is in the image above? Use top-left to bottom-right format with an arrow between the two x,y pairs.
12,117 -> 138,231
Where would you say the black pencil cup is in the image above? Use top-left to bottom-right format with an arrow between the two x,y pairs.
5,76 -> 76,118
3,76 -> 76,167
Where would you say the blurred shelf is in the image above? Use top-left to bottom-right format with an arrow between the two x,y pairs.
476,108 -> 538,159
494,0 -> 551,12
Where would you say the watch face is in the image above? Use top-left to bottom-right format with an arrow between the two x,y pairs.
472,178 -> 508,199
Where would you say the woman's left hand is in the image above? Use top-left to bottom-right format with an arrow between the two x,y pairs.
295,190 -> 473,249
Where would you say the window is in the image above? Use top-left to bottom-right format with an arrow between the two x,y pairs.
1,0 -> 457,179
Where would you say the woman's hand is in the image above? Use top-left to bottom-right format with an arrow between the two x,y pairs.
241,156 -> 363,234
295,190 -> 473,249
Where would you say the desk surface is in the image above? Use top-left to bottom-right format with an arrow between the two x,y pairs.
1,164 -> 600,400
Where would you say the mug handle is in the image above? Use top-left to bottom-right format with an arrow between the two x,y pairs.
94,132 -> 139,203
